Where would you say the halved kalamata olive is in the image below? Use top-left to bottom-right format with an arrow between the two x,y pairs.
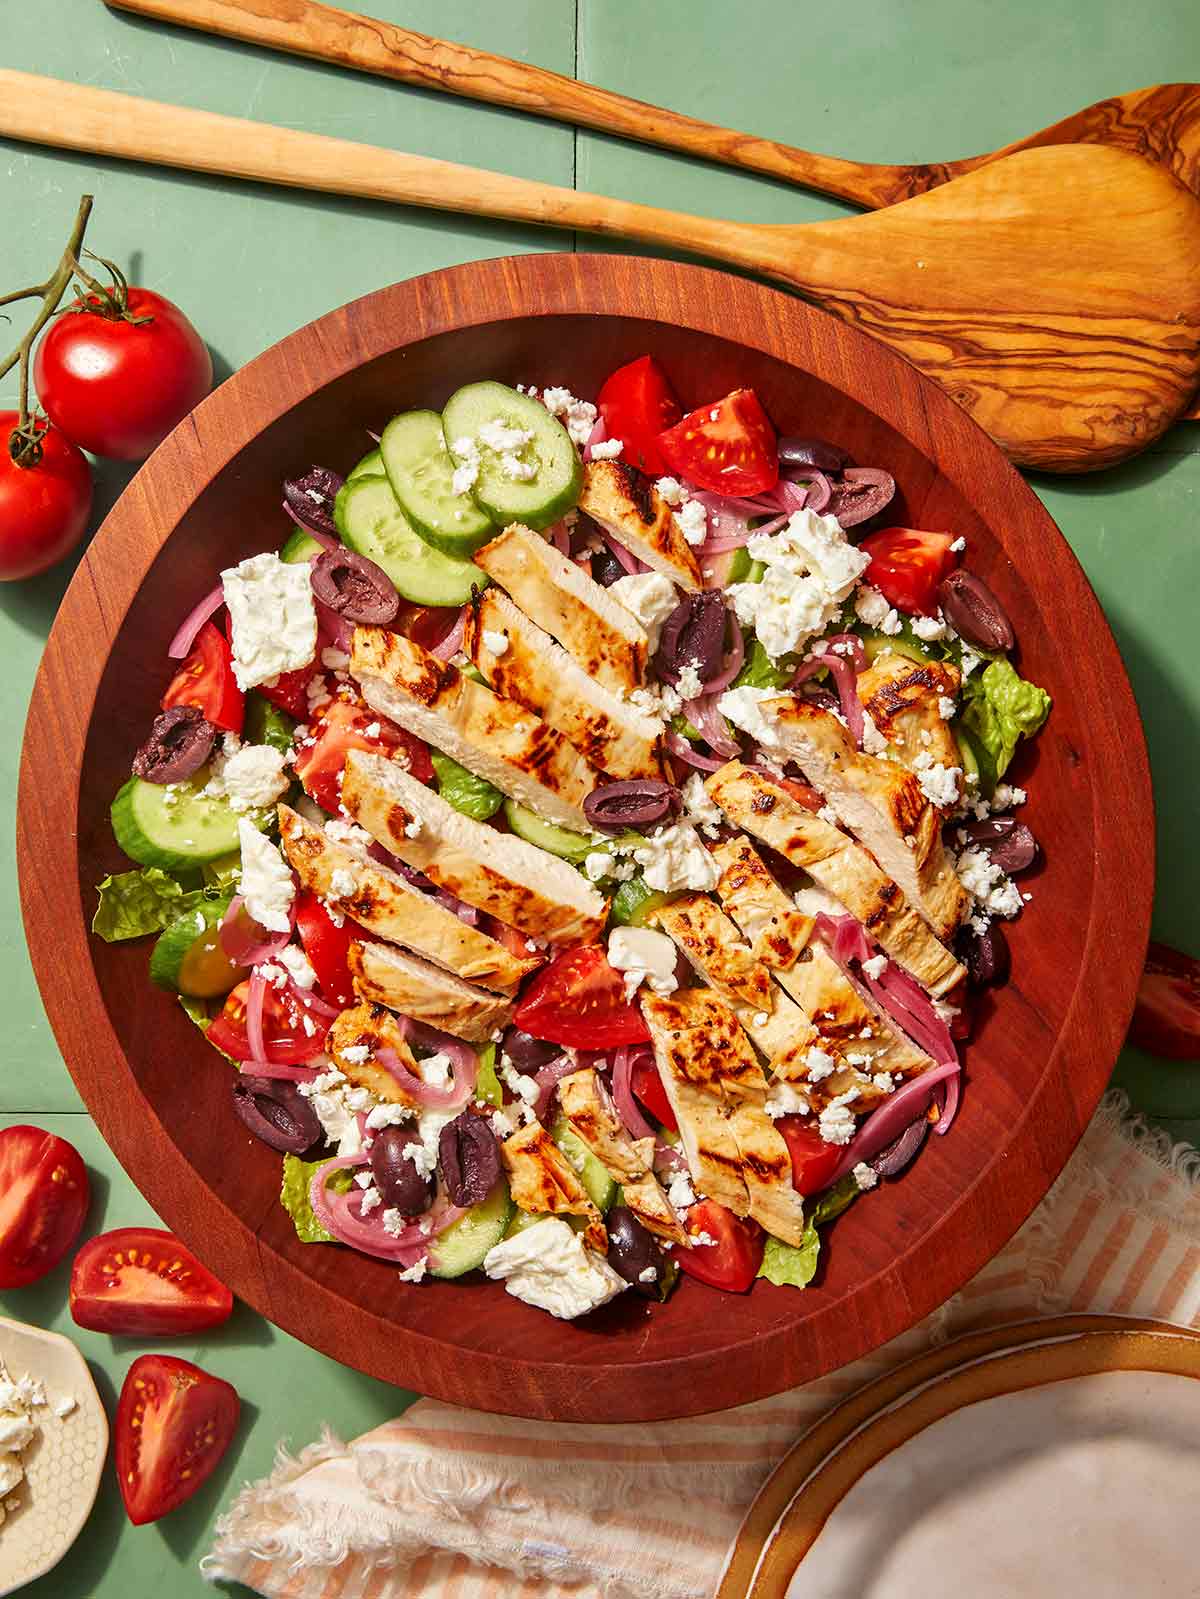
937,569 -> 1015,652
606,1206 -> 661,1298
960,815 -> 1039,875
132,706 -> 216,785
826,467 -> 896,528
957,921 -> 1010,988
438,1112 -> 501,1208
311,547 -> 400,625
776,436 -> 849,474
369,1125 -> 435,1215
502,1028 -> 562,1072
585,779 -> 682,831
591,548 -> 625,587
283,465 -> 344,535
232,1075 -> 322,1154
872,1116 -> 929,1179
657,591 -> 727,685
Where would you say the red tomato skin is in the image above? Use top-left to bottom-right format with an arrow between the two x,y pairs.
1130,943 -> 1200,1060
294,892 -> 359,1009
859,528 -> 958,615
675,1200 -> 764,1292
255,667 -> 311,720
631,1056 -> 678,1132
657,388 -> 778,496
294,697 -> 432,814
207,980 -> 322,1065
115,1354 -> 239,1524
0,1126 -> 90,1288
513,946 -> 651,1049
35,288 -> 212,461
775,1117 -> 843,1196
597,356 -> 682,476
0,413 -> 92,581
775,777 -> 825,812
70,1227 -> 233,1335
162,621 -> 244,734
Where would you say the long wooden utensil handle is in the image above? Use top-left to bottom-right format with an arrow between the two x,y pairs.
102,0 -> 910,208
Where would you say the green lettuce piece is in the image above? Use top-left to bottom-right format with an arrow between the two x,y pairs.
809,1173 -> 861,1227
179,994 -> 213,1032
669,712 -> 703,743
960,659 -> 1051,783
474,1044 -> 502,1107
92,867 -> 206,942
431,750 -> 504,821
244,691 -> 296,755
758,1224 -> 820,1288
280,1154 -> 354,1245
730,635 -> 792,692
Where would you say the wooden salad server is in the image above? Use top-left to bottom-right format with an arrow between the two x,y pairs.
3,68 -> 1199,473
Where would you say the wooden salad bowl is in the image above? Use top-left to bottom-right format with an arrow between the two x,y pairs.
17,255 -> 1153,1422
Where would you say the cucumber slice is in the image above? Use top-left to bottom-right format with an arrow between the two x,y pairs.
347,447 -> 383,482
442,381 -> 581,532
705,546 -> 760,587
111,771 -> 246,872
609,875 -> 680,928
381,410 -> 494,556
279,526 -> 324,564
150,892 -> 244,997
502,798 -> 594,862
955,720 -> 997,799
551,1115 -> 617,1212
859,629 -> 931,666
503,1209 -> 586,1240
334,476 -> 485,607
426,1179 -> 514,1279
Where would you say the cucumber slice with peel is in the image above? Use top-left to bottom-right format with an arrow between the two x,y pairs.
334,475 -> 485,607
347,447 -> 383,482
426,1179 -> 514,1278
381,410 -> 494,556
551,1115 -> 617,1212
442,381 -> 581,532
111,771 -> 249,872
279,526 -> 324,564
502,799 -> 594,862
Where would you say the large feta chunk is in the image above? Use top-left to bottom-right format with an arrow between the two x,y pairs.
483,1217 -> 626,1320
718,685 -> 785,749
608,571 -> 679,654
206,738 -> 290,813
728,509 -> 870,661
237,820 -> 295,933
632,822 -> 719,893
221,552 -> 318,691
607,925 -> 679,998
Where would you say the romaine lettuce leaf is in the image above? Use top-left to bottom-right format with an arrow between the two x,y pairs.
960,660 -> 1051,782
280,1154 -> 353,1245
809,1173 -> 861,1226
431,750 -> 504,821
730,635 -> 792,692
92,867 -> 205,942
758,1224 -> 820,1288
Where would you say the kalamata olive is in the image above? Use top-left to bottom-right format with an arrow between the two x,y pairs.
872,1116 -> 929,1179
826,467 -> 896,527
283,465 -> 344,535
605,1206 -> 661,1297
232,1075 -> 322,1154
502,1027 -> 562,1072
776,436 -> 849,474
591,548 -> 625,587
132,705 -> 216,785
937,569 -> 1015,652
370,1125 -> 436,1215
438,1112 -> 501,1208
958,921 -> 1011,988
584,779 -> 682,831
311,547 -> 400,625
656,591 -> 728,685
960,815 -> 1039,875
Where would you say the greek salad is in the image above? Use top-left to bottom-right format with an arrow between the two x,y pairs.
94,356 -> 1050,1321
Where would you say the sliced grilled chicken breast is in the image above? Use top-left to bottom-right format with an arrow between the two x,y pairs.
350,626 -> 597,832
857,653 -> 963,776
328,1002 -> 424,1104
341,749 -> 607,947
766,697 -> 969,941
473,522 -> 649,695
348,940 -> 513,1043
500,1122 -> 607,1252
464,589 -> 664,780
278,806 -> 537,994
705,762 -> 965,997
578,461 -> 702,592
710,834 -> 818,971
558,1068 -> 685,1244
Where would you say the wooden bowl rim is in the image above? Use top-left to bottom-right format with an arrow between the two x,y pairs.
17,254 -> 1154,1421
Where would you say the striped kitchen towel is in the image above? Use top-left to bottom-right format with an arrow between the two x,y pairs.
203,1091 -> 1200,1599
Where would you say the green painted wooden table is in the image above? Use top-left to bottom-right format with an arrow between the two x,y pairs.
2,1 -> 1198,1592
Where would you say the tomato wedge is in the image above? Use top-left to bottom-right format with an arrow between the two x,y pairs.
162,620 -> 243,735
858,527 -> 958,615
294,891 -> 360,1009
676,1200 -> 763,1292
294,695 -> 432,815
631,1055 -> 678,1131
207,978 -> 322,1064
775,1117 -> 843,1196
657,388 -> 778,497
70,1227 -> 233,1335
1130,942 -> 1200,1060
513,946 -> 650,1049
255,665 -> 312,719
0,1127 -> 90,1288
597,355 -> 682,476
116,1354 -> 239,1524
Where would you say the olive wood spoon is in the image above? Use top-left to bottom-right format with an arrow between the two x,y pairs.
4,69 -> 1198,473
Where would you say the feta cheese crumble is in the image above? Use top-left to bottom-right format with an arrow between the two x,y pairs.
632,822 -> 719,893
818,1101 -> 857,1146
483,1217 -> 626,1320
955,847 -> 1024,920
682,771 -> 723,836
674,497 -> 708,547
221,552 -> 318,691
481,629 -> 509,657
728,509 -> 870,660
765,1078 -> 810,1119
589,437 -> 624,460
607,925 -> 679,999
237,820 -> 295,933
852,1161 -> 878,1191
717,684 -> 784,749
855,584 -> 902,635
538,386 -> 598,447
861,954 -> 888,980
913,752 -> 962,809
205,738 -> 290,813
608,571 -> 679,654
910,613 -> 947,642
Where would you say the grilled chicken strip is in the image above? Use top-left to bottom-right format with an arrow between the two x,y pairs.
857,652 -> 964,778
500,1122 -> 607,1252
328,1002 -> 424,1105
578,460 -> 702,592
348,940 -> 514,1043
557,1068 -> 686,1244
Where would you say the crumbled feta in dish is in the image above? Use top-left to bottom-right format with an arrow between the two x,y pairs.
674,497 -> 708,547
655,476 -> 685,506
632,822 -> 719,893
607,925 -> 679,999
589,437 -> 624,460
729,509 -> 870,661
365,1102 -> 411,1131
500,451 -> 537,481
853,1161 -> 878,1192
276,944 -> 316,989
321,645 -> 351,671
221,552 -> 318,691
667,1169 -> 696,1212
913,752 -> 962,809
450,435 -> 481,496
538,386 -> 598,447
804,1046 -> 837,1082
237,820 -> 295,933
328,866 -> 357,899
818,1101 -> 857,1146
991,783 -> 1026,811
860,710 -> 890,755
955,847 -> 1023,919
854,584 -> 902,635
675,662 -> 703,703
682,771 -> 723,836
481,628 -> 509,657
910,613 -> 947,641
477,418 -> 534,454
949,536 -> 966,552
204,736 -> 290,813
483,1217 -> 626,1320
608,571 -> 679,654
861,954 -> 888,980
765,1078 -> 810,1119
324,818 -> 372,851
937,695 -> 957,720
717,684 -> 784,749
583,851 -> 615,882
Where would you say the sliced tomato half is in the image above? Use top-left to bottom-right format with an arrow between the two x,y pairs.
207,978 -> 322,1065
1130,942 -> 1200,1060
859,527 -> 958,616
775,1117 -> 843,1196
597,355 -> 682,476
70,1227 -> 233,1335
162,621 -> 243,734
657,388 -> 778,497
294,891 -> 361,1009
631,1055 -> 678,1132
676,1200 -> 764,1292
0,1127 -> 90,1289
513,946 -> 651,1049
775,776 -> 825,812
115,1354 -> 239,1524
293,694 -> 432,815
255,665 -> 312,719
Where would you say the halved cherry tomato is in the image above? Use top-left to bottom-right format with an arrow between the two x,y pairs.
207,979 -> 322,1065
631,1056 -> 678,1132
676,1200 -> 763,1292
70,1227 -> 233,1335
0,1127 -> 90,1288
162,620 -> 244,734
396,603 -> 464,656
513,946 -> 651,1049
859,528 -> 958,616
1130,942 -> 1200,1060
255,665 -> 312,720
597,355 -> 682,476
293,695 -> 432,814
657,388 -> 778,496
775,777 -> 824,812
776,1117 -> 843,1196
115,1353 -> 239,1524
294,891 -> 359,1009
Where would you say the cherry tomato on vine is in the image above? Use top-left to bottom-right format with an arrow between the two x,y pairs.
0,412 -> 92,581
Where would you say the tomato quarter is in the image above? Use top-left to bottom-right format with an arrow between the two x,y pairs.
207,979 -> 324,1065
294,695 -> 432,814
0,412 -> 92,582
0,1126 -> 90,1288
70,1227 -> 233,1335
657,388 -> 778,496
162,620 -> 244,735
1130,942 -> 1200,1060
294,892 -> 361,1009
513,946 -> 651,1049
676,1200 -> 764,1292
859,527 -> 958,615
775,1118 -> 843,1196
254,665 -> 311,720
115,1354 -> 239,1524
631,1055 -> 678,1131
597,355 -> 682,476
